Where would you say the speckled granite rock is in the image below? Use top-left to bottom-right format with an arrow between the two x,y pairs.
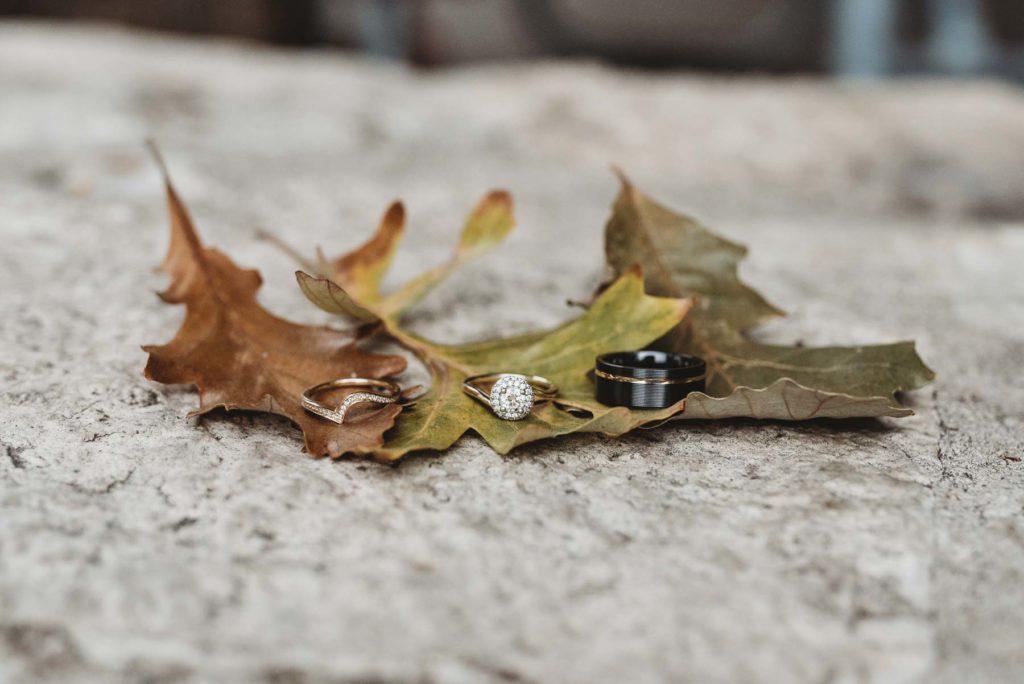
1,23 -> 1023,684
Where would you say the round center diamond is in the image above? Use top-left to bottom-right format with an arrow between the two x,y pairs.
489,374 -> 534,420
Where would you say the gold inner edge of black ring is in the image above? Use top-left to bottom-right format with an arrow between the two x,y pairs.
594,369 -> 707,386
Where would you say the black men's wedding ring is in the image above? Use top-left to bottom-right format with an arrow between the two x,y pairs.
594,351 -> 706,409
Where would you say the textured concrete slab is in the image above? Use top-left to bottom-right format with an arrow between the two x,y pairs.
1,23 -> 1023,684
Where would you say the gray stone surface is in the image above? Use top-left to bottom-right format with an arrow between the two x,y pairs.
2,22 -> 1024,684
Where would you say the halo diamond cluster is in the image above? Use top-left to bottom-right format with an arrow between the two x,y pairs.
489,374 -> 535,420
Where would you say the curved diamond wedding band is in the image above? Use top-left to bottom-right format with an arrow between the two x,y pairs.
462,373 -> 558,421
301,378 -> 400,425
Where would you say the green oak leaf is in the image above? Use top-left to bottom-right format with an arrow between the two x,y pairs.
604,173 -> 935,419
298,193 -> 694,460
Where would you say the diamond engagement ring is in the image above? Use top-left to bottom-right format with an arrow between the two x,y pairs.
462,373 -> 558,421
301,378 -> 401,425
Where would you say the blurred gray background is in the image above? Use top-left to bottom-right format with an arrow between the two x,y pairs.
2,0 -> 1023,77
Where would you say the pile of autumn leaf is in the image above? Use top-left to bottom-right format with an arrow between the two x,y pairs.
144,159 -> 934,462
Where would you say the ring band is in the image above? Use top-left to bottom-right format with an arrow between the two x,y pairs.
595,351 -> 705,409
463,373 -> 558,421
301,378 -> 400,424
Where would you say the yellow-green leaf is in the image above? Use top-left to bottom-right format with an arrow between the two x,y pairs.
300,269 -> 693,460
298,192 -> 694,460
324,191 -> 515,324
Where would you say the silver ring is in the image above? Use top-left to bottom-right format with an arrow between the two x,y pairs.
462,373 -> 558,421
301,378 -> 400,424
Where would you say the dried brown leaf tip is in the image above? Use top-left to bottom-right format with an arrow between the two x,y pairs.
143,148 -> 406,458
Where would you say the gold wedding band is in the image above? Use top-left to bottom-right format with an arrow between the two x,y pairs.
301,378 -> 400,425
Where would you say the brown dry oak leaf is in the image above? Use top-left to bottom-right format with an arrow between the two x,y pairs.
602,172 -> 935,420
296,194 -> 694,460
143,153 -> 406,457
